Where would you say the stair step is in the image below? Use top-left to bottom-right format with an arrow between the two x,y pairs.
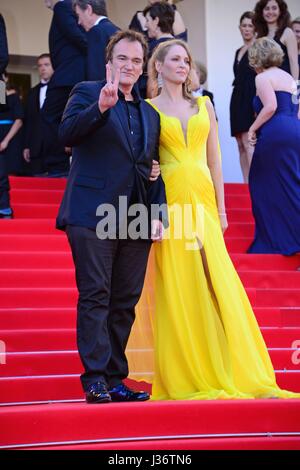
0,252 -> 74,269
226,223 -> 254,237
11,189 -> 64,205
1,348 -> 299,378
227,209 -> 254,223
225,237 -> 251,253
1,285 -> 300,308
2,269 -> 296,290
0,233 -> 259,255
11,205 -> 256,221
9,177 -> 249,194
231,254 -> 300,271
1,327 -> 299,353
2,399 -> 300,450
0,234 -> 69,251
13,204 -> 59,219
0,308 -> 76,329
0,373 -> 299,404
0,219 -> 58,235
254,308 -> 300,327
0,269 -> 76,288
9,176 -> 67,190
225,194 -> 252,209
238,271 -> 300,289
27,436 -> 300,451
0,219 -> 256,237
255,289 -> 300,307
0,307 -> 299,330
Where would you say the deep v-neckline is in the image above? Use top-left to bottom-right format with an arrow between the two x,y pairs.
149,100 -> 201,147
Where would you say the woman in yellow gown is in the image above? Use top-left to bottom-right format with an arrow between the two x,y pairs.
144,39 -> 299,400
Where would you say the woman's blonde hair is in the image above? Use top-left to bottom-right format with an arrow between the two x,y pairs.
248,37 -> 284,70
148,39 -> 195,102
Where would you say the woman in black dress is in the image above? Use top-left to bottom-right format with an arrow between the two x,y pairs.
0,73 -> 24,176
230,12 -> 256,183
253,0 -> 299,80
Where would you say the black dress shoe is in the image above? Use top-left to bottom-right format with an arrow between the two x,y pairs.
0,210 -> 13,219
109,383 -> 150,402
85,382 -> 111,404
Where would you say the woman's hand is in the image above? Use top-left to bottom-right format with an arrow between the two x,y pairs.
150,160 -> 160,181
218,212 -> 228,234
0,139 -> 8,152
151,219 -> 164,242
248,128 -> 257,146
23,148 -> 31,162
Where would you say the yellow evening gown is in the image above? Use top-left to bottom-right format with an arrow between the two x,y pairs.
135,96 -> 299,400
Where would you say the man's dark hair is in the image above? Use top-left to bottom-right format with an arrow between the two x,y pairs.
37,53 -> 51,62
106,30 -> 149,65
72,0 -> 107,16
143,2 -> 175,34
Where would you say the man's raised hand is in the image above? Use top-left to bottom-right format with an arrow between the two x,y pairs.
98,64 -> 121,114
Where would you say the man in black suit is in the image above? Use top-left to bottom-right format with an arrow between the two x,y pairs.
0,12 -> 11,219
42,0 -> 87,177
57,30 -> 167,404
73,0 -> 119,81
23,54 -> 54,175
191,61 -> 216,110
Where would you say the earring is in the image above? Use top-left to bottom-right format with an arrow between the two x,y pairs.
157,72 -> 163,89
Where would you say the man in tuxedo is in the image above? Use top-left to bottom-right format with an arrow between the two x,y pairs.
42,0 -> 87,177
73,0 -> 119,81
0,12 -> 11,219
57,30 -> 167,404
23,54 -> 54,175
191,61 -> 216,109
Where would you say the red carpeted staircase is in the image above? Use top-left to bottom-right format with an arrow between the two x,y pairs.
0,176 -> 300,450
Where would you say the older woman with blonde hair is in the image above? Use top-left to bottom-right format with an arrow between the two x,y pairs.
247,37 -> 300,255
145,38 -> 300,400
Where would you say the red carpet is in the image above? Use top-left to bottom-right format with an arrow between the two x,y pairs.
0,176 -> 299,450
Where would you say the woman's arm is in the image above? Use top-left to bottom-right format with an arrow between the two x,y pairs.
248,74 -> 277,142
173,10 -> 186,36
282,28 -> 299,81
205,99 -> 228,233
0,119 -> 23,152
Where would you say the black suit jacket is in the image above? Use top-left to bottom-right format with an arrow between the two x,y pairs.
56,81 -> 167,233
48,0 -> 87,88
0,14 -> 8,75
24,84 -> 44,159
87,19 -> 119,81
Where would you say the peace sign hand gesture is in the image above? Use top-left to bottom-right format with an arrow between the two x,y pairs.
98,64 -> 121,114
